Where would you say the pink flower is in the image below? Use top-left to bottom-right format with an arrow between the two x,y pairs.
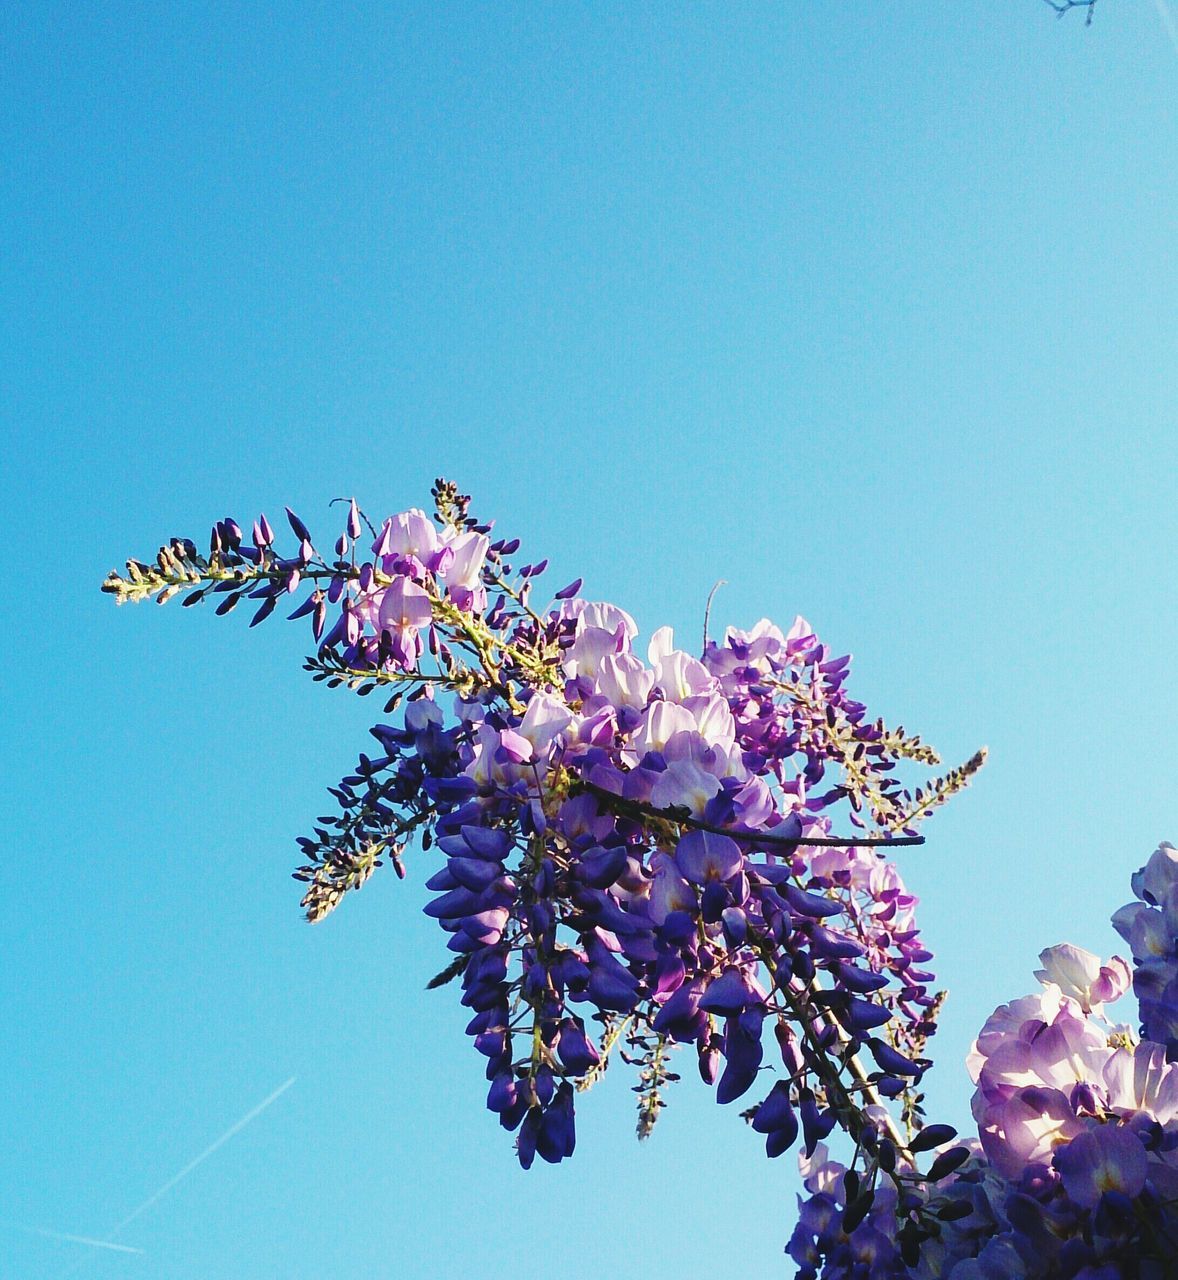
376,575 -> 433,668
1033,944 -> 1130,1014
443,530 -> 489,611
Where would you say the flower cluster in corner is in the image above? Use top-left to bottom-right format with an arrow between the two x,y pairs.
787,845 -> 1178,1278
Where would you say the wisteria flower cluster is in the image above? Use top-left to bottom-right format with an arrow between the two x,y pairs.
784,848 -> 1178,1279
102,484 -> 1172,1274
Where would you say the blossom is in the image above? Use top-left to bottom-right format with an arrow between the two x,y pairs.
443,530 -> 489,610
648,759 -> 721,816
374,507 -> 439,565
1033,944 -> 1130,1014
377,575 -> 433,668
674,829 -> 742,885
1053,1123 -> 1148,1208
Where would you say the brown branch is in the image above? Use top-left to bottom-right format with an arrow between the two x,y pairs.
579,781 -> 924,849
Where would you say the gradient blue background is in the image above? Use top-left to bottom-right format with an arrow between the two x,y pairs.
3,4 -> 1176,1277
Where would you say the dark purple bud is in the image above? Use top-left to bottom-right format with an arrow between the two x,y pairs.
532,858 -> 556,897
909,1124 -> 958,1153
775,1022 -> 806,1075
516,1109 -> 541,1169
1070,1081 -> 1098,1115
833,961 -> 889,994
841,1189 -> 875,1234
721,906 -> 748,948
936,1200 -> 975,1223
348,499 -> 362,539
536,1084 -> 576,1163
926,1146 -> 971,1182
487,1073 -> 517,1113
461,826 -> 511,859
532,1065 -> 555,1108
844,998 -> 893,1032
867,1038 -> 923,1078
285,507 -> 312,543
751,1081 -> 794,1134
499,1095 -> 528,1133
249,597 -> 277,627
792,948 -> 815,985
652,980 -> 705,1040
576,845 -> 627,888
716,1016 -> 763,1104
465,949 -> 508,988
810,927 -> 865,960
448,857 -> 503,892
554,578 -> 582,599
424,887 -> 483,919
766,1116 -> 799,1158
783,885 -> 841,918
549,952 -> 590,991
1092,1188 -> 1137,1236
700,881 -> 728,923
586,962 -> 640,1013
464,1009 -> 498,1036
422,776 -> 479,803
556,1018 -> 600,1075
716,1055 -> 760,1105
699,968 -> 759,1016
526,901 -> 554,938
800,1093 -> 836,1156
654,952 -> 686,999
473,1028 -> 507,1060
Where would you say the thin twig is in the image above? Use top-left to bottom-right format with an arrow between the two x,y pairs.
702,579 -> 727,653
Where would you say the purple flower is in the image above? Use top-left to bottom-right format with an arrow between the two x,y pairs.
674,829 -> 742,885
1034,943 -> 1131,1014
1054,1124 -> 1148,1209
699,966 -> 766,1015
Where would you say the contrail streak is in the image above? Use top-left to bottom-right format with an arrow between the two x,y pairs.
1155,0 -> 1178,56
53,1076 -> 296,1277
2,1222 -> 144,1254
110,1076 -> 297,1235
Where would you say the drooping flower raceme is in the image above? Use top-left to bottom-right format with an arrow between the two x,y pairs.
104,481 -> 994,1266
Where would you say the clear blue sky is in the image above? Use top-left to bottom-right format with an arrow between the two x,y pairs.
2,4 -> 1176,1277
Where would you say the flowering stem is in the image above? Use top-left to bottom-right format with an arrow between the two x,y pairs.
579,780 -> 924,850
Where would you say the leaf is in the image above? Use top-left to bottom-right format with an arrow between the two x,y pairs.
426,955 -> 470,990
